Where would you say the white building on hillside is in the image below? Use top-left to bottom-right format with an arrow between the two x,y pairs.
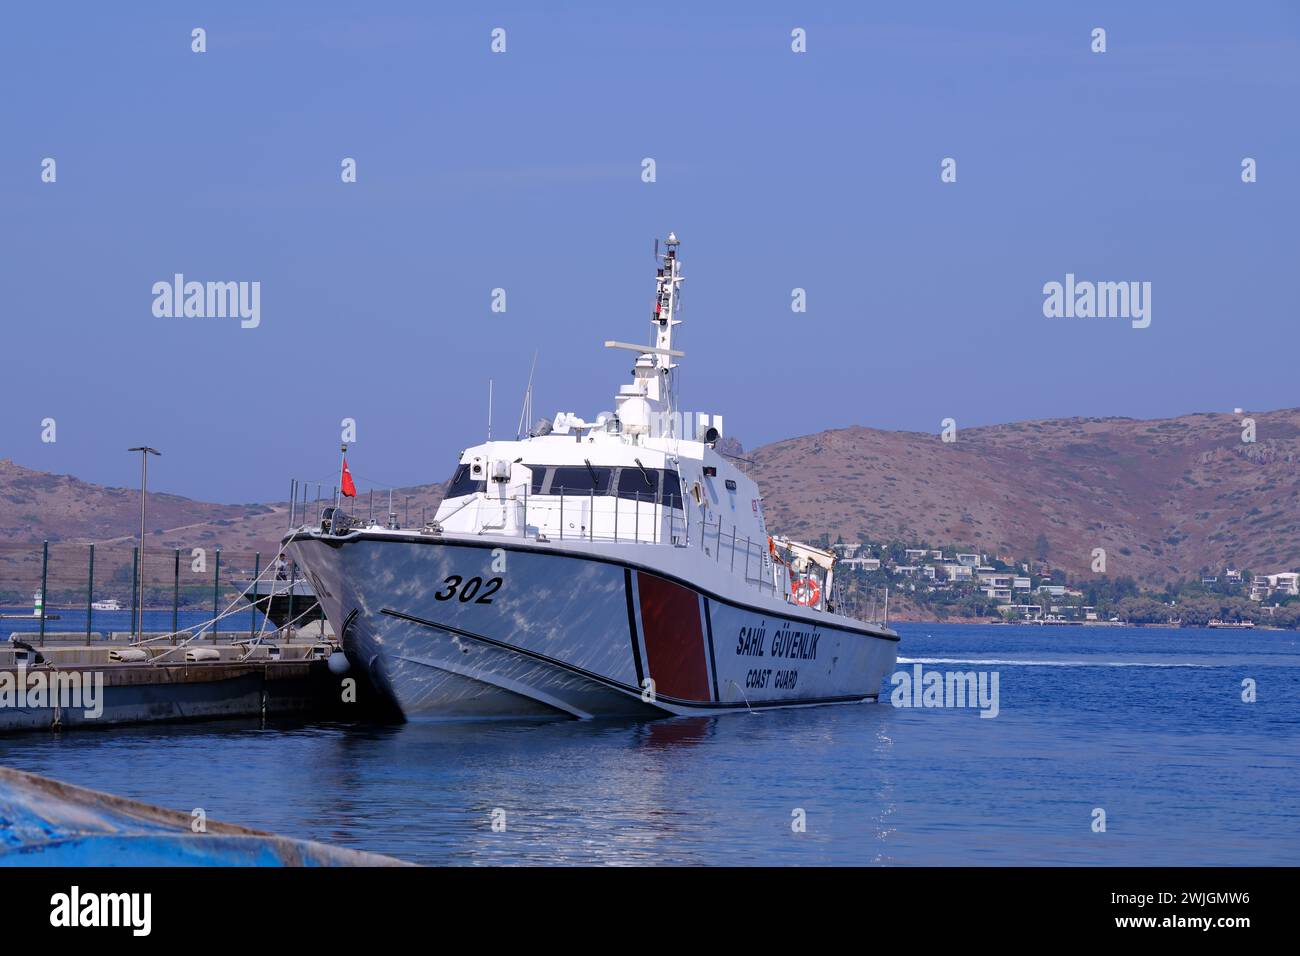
1251,572 -> 1300,602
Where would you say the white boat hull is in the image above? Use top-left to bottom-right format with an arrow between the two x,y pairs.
286,530 -> 899,720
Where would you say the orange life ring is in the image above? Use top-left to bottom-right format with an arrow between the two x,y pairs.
792,577 -> 821,606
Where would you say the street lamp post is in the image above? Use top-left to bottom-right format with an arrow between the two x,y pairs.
128,446 -> 161,642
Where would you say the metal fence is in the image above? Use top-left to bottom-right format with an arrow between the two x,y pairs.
0,540 -> 291,644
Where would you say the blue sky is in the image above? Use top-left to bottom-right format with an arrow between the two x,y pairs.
2,1 -> 1296,502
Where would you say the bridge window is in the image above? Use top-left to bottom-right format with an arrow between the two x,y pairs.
616,466 -> 657,499
446,464 -> 485,498
615,467 -> 683,509
549,465 -> 613,495
527,464 -> 684,509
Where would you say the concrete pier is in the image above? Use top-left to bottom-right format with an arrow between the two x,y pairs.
0,638 -> 398,732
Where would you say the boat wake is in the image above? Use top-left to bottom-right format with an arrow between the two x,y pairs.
897,656 -> 1214,669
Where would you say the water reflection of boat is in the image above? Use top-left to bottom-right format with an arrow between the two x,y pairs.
639,716 -> 715,750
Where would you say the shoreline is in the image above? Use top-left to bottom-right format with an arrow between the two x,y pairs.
886,617 -> 1294,631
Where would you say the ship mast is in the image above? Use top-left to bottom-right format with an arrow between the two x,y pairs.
606,233 -> 686,441
652,233 -> 684,412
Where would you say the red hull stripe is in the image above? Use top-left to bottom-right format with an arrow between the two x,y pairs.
636,572 -> 712,703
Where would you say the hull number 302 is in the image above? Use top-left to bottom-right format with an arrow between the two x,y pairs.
434,575 -> 503,604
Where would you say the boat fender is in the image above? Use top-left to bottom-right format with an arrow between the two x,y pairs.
108,647 -> 149,663
10,639 -> 46,665
184,647 -> 222,663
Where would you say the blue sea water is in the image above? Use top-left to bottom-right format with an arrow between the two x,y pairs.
1,623 -> 1296,865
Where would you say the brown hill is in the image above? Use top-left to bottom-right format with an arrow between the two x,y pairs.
747,408 -> 1300,582
0,459 -> 271,546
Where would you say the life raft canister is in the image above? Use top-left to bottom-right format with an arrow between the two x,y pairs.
791,577 -> 821,606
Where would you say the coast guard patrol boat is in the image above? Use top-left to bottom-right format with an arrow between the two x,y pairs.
285,235 -> 898,719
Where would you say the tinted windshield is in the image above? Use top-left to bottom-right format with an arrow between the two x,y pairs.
549,465 -> 612,494
445,464 -> 485,498
617,466 -> 657,498
528,464 -> 683,508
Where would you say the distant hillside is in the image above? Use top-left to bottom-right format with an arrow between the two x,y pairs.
747,408 -> 1300,583
0,459 -> 261,544
3,406 -> 1298,588
0,458 -> 446,557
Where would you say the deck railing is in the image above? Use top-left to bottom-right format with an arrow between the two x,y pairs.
315,486 -> 889,625
440,487 -> 835,615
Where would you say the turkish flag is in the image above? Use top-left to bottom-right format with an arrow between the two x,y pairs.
340,457 -> 357,498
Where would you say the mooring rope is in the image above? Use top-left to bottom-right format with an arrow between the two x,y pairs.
232,599 -> 328,663
127,554 -> 282,649
147,583 -> 328,665
129,549 -> 327,664
118,473 -> 417,663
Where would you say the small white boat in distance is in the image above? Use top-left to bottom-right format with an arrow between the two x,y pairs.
286,235 -> 899,719
91,598 -> 123,611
